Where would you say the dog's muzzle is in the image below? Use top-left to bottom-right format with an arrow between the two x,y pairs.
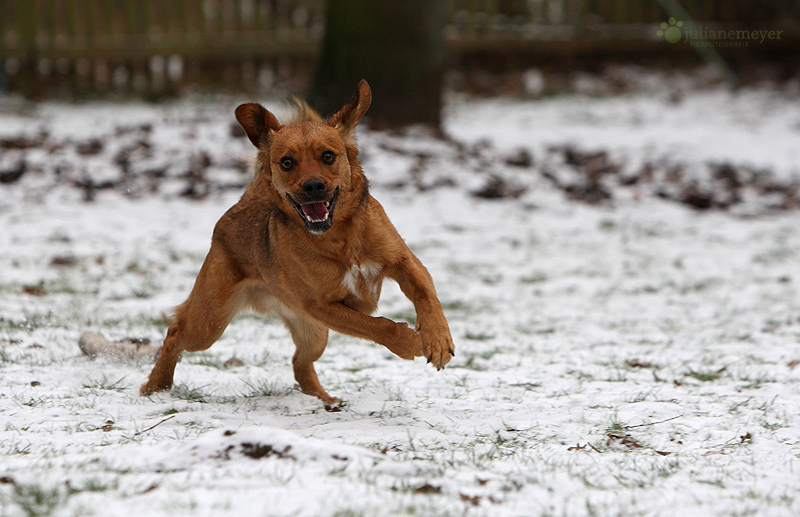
287,187 -> 339,235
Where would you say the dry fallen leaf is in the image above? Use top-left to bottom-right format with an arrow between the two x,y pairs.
224,356 -> 245,368
460,493 -> 481,506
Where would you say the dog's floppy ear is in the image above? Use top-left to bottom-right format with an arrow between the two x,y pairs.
328,80 -> 372,133
235,103 -> 282,148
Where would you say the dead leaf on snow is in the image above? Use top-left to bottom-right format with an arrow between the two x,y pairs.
460,493 -> 482,506
606,433 -> 644,450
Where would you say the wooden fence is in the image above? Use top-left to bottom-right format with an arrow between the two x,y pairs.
0,0 -> 326,97
0,0 -> 797,98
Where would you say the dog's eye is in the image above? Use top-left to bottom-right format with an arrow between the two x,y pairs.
279,157 -> 294,171
321,151 -> 336,165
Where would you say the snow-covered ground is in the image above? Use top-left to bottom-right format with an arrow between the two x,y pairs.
1,84 -> 800,516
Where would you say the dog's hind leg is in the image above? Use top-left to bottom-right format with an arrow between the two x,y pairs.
140,252 -> 242,396
280,313 -> 339,408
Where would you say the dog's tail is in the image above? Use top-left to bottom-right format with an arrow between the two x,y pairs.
285,98 -> 323,124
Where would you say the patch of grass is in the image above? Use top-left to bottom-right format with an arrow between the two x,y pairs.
45,277 -> 98,296
388,309 -> 416,323
740,380 -> 766,390
462,430 -> 529,465
603,370 -> 629,382
762,421 -> 788,431
398,502 -> 459,517
73,422 -> 103,433
728,398 -> 752,412
625,390 -> 654,403
186,354 -> 227,370
510,381 -> 542,390
16,395 -> 52,408
182,420 -> 217,432
385,385 -> 407,402
520,272 -> 548,284
598,219 -> 616,231
606,421 -> 627,437
656,459 -> 682,479
752,247 -> 794,265
459,353 -> 492,371
83,375 -> 128,392
241,379 -> 286,398
171,384 -> 209,403
441,300 -> 471,312
85,316 -> 122,328
567,369 -> 595,381
686,369 -> 724,382
4,423 -> 31,432
131,289 -> 153,299
679,278 -> 723,294
696,478 -> 725,488
12,483 -> 63,517
67,478 -> 110,494
0,312 -> 50,332
737,373 -> 776,390
134,314 -> 171,328
5,440 -> 32,455
463,331 -> 494,341
333,510 -> 366,517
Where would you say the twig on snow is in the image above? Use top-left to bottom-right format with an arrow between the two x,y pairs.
135,415 -> 176,436
623,414 -> 683,430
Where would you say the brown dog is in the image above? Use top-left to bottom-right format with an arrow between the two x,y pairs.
140,80 -> 454,408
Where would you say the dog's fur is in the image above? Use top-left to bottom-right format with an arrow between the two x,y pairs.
140,80 -> 454,407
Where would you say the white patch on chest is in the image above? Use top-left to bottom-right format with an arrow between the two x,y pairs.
342,261 -> 383,297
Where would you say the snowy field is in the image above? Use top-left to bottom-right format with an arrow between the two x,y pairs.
1,82 -> 800,516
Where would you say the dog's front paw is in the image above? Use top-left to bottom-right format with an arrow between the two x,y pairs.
384,322 -> 424,360
139,380 -> 171,396
417,324 -> 455,371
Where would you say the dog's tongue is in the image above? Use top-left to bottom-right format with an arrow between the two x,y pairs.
301,202 -> 329,222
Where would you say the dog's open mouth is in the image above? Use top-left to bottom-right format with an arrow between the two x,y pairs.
287,187 -> 339,234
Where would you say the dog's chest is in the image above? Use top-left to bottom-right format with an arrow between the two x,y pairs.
341,261 -> 382,299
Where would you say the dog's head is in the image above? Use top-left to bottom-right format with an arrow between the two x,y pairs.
235,80 -> 372,235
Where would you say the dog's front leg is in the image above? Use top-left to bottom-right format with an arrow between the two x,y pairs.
388,253 -> 455,370
305,301 -> 424,360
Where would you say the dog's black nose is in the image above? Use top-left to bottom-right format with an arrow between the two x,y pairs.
302,179 -> 326,199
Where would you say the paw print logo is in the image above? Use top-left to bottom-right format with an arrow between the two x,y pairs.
658,17 -> 683,43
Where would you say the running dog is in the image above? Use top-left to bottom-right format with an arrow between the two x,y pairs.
140,80 -> 454,408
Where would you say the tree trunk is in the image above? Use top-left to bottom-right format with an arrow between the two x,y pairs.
309,0 -> 445,129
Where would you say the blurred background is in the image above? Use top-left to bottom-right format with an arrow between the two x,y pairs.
0,0 -> 798,128
1,1 -> 799,211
